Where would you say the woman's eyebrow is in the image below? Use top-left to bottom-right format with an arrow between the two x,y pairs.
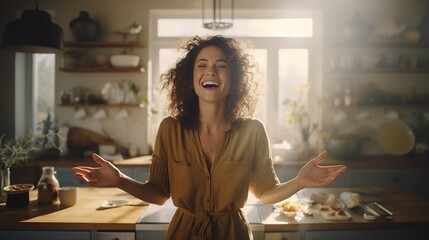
216,59 -> 228,64
196,58 -> 208,63
195,58 -> 228,63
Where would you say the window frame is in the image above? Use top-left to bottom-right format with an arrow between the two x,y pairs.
148,9 -> 322,144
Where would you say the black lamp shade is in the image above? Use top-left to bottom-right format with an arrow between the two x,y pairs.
2,9 -> 64,53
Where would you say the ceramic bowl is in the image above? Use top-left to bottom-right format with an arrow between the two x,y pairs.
110,54 -> 140,68
404,31 -> 421,44
376,120 -> 415,155
3,184 -> 34,208
325,137 -> 363,160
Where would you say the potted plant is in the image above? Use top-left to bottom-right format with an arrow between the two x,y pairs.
0,122 -> 61,202
0,131 -> 37,202
30,112 -> 61,159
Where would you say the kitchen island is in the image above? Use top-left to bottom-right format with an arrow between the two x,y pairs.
1,187 -> 429,240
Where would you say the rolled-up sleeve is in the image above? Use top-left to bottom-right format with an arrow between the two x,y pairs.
248,120 -> 279,198
148,118 -> 171,196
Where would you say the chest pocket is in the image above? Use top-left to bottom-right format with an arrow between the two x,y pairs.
169,160 -> 194,200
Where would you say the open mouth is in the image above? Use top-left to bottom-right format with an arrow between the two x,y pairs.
201,81 -> 220,89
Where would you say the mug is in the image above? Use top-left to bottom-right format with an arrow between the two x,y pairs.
59,187 -> 78,207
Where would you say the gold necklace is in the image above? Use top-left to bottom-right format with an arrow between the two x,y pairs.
201,142 -> 215,153
199,133 -> 216,153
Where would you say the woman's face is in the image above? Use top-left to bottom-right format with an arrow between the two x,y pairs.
193,46 -> 231,104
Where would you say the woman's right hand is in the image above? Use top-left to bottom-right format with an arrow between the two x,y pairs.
72,153 -> 122,187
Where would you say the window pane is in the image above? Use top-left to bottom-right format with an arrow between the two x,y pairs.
278,49 -> 309,144
34,54 -> 55,126
158,18 -> 313,37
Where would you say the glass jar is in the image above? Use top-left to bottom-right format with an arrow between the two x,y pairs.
37,166 -> 60,205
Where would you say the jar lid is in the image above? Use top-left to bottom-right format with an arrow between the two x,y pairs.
42,166 -> 55,173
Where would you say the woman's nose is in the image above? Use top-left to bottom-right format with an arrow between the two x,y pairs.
205,71 -> 216,76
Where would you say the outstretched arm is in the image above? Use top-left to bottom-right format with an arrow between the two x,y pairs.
72,153 -> 169,205
259,151 -> 347,204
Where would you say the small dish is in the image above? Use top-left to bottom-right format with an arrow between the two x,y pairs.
100,200 -> 129,208
274,201 -> 302,218
3,184 -> 34,208
320,209 -> 352,221
3,184 -> 34,194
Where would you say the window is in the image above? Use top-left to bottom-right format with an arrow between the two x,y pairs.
14,53 -> 55,137
149,10 -> 321,146
33,54 -> 55,128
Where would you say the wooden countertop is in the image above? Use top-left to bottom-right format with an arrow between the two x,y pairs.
260,187 -> 429,232
0,187 -> 148,231
2,187 -> 429,232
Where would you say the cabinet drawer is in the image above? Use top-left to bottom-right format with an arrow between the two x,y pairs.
96,231 -> 135,240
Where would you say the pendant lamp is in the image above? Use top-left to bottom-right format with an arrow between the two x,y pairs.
202,0 -> 234,30
1,0 -> 64,53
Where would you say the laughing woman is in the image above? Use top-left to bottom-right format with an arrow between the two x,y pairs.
72,35 -> 347,240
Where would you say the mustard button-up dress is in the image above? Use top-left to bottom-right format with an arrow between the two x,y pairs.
149,117 -> 279,240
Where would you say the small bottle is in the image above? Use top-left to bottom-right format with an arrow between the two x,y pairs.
344,88 -> 352,106
334,90 -> 342,107
37,166 -> 60,205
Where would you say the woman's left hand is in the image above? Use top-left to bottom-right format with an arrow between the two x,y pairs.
297,151 -> 347,187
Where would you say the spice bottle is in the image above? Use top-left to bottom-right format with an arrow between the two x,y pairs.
37,166 -> 60,205
344,88 -> 352,106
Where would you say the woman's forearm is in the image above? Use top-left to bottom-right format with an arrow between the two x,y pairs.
259,177 -> 303,204
117,173 -> 169,205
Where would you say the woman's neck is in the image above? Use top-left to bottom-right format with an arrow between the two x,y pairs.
198,102 -> 229,133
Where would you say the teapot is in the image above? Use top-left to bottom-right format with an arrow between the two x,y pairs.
373,16 -> 406,39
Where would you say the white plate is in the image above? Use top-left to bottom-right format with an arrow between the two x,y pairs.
320,209 -> 352,221
100,200 -> 129,208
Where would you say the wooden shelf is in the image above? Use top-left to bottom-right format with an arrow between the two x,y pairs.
328,68 -> 429,74
329,41 -> 429,48
64,41 -> 144,48
59,103 -> 144,108
325,104 -> 429,109
59,67 -> 145,73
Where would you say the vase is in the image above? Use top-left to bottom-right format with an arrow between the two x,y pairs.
69,10 -> 101,41
1,168 -> 10,202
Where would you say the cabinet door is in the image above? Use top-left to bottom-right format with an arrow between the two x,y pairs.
350,168 -> 429,199
305,229 -> 426,240
133,168 -> 149,183
265,231 -> 303,240
55,167 -> 87,187
275,167 -> 352,187
96,231 -> 135,240
0,230 -> 91,240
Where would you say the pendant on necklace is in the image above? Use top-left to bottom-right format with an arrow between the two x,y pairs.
202,143 -> 214,153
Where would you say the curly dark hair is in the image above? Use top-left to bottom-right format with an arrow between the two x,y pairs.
161,35 -> 261,129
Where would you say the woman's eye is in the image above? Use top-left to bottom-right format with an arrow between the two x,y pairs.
217,64 -> 228,69
197,64 -> 207,68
